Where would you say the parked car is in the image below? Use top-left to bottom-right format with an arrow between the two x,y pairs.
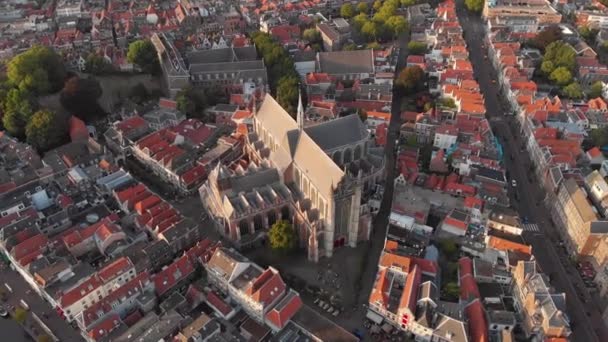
0,306 -> 8,318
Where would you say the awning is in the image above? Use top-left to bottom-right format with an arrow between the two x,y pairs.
366,309 -> 383,325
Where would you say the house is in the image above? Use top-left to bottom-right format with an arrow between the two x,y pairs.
316,50 -> 375,80
486,208 -> 523,236
316,18 -> 351,52
434,124 -> 459,150
587,147 -> 606,166
439,209 -> 470,237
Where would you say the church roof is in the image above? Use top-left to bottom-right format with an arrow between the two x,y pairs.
304,114 -> 368,151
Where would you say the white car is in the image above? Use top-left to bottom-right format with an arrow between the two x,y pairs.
511,179 -> 517,187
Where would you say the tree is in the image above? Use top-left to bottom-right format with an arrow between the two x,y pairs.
353,13 -> 368,30
2,88 -> 35,138
540,60 -> 555,75
440,97 -> 457,108
549,67 -> 573,86
268,220 -> 296,252
361,21 -> 380,41
401,0 -> 416,6
176,86 -> 208,119
127,39 -> 160,75
85,54 -> 113,75
373,0 -> 383,11
589,81 -> 604,99
580,26 -> 599,44
367,42 -> 382,49
439,240 -> 458,260
26,110 -> 69,152
563,82 -> 583,99
442,282 -> 460,300
407,41 -> 427,55
128,82 -> 150,104
7,45 -> 66,95
340,3 -> 355,18
543,41 -> 576,72
277,76 -> 299,115
385,16 -> 408,38
302,28 -> 321,44
464,0 -> 484,13
396,65 -> 425,91
590,127 -> 608,147
14,307 -> 27,324
528,25 -> 562,51
60,76 -> 104,121
357,2 -> 369,13
343,43 -> 357,51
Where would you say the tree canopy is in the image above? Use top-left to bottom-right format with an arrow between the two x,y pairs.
1,88 -> 36,138
302,28 -> 321,44
85,54 -> 114,75
127,39 -> 160,75
401,0 -> 416,6
589,81 -> 604,99
548,67 -> 573,86
357,2 -> 369,13
268,220 -> 296,252
60,76 -> 104,122
562,82 -> 583,99
251,32 -> 300,115
25,110 -> 69,152
407,41 -> 427,55
6,45 -> 66,95
542,41 -> 577,73
580,26 -> 599,44
590,127 -> 608,147
385,15 -> 408,38
464,0 -> 484,13
13,307 -> 27,324
528,25 -> 562,51
340,3 -> 355,18
396,65 -> 425,92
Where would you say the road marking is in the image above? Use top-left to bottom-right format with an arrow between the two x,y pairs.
523,224 -> 540,233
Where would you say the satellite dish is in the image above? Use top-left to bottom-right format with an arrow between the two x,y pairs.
86,214 -> 100,224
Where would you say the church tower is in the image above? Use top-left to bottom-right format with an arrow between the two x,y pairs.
297,89 -> 304,131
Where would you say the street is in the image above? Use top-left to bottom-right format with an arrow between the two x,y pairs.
1,266 -> 84,342
455,3 -> 607,341
0,316 -> 32,342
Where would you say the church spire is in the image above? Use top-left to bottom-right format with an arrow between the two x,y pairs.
297,88 -> 304,130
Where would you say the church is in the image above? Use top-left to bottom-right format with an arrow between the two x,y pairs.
200,94 -> 385,261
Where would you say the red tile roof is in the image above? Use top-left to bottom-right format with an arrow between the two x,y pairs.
153,255 -> 194,297
181,164 -> 207,186
206,291 -> 233,317
400,265 -> 421,314
369,268 -> 390,306
115,116 -> 147,134
98,257 -> 133,283
464,196 -> 483,210
265,290 -> 303,329
465,299 -> 489,342
69,116 -> 88,141
115,183 -> 147,204
459,257 -> 480,301
487,236 -> 532,255
159,98 -> 177,109
87,313 -> 122,341
12,234 -> 48,266
246,268 -> 286,307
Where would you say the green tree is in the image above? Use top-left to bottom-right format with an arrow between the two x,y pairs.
373,0 -> 383,11
340,3 -> 355,18
407,41 -> 427,55
440,97 -> 457,108
128,82 -> 150,104
277,76 -> 299,115
464,0 -> 484,13
268,220 -> 296,252
590,127 -> 608,147
127,39 -> 160,75
7,45 -> 66,94
353,13 -> 369,30
302,28 -> 321,43
343,43 -> 357,51
528,25 -> 562,51
401,0 -> 416,6
543,41 -> 577,72
589,81 -> 604,99
540,60 -> 555,75
367,42 -> 382,49
580,26 -> 599,44
563,82 -> 583,99
439,240 -> 458,260
442,282 -> 460,300
85,54 -> 114,75
385,16 -> 408,38
60,76 -> 104,121
361,21 -> 380,41
357,2 -> 369,13
26,110 -> 69,152
396,65 -> 425,91
13,307 -> 27,324
2,88 -> 35,138
549,67 -> 573,86
176,86 -> 208,119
